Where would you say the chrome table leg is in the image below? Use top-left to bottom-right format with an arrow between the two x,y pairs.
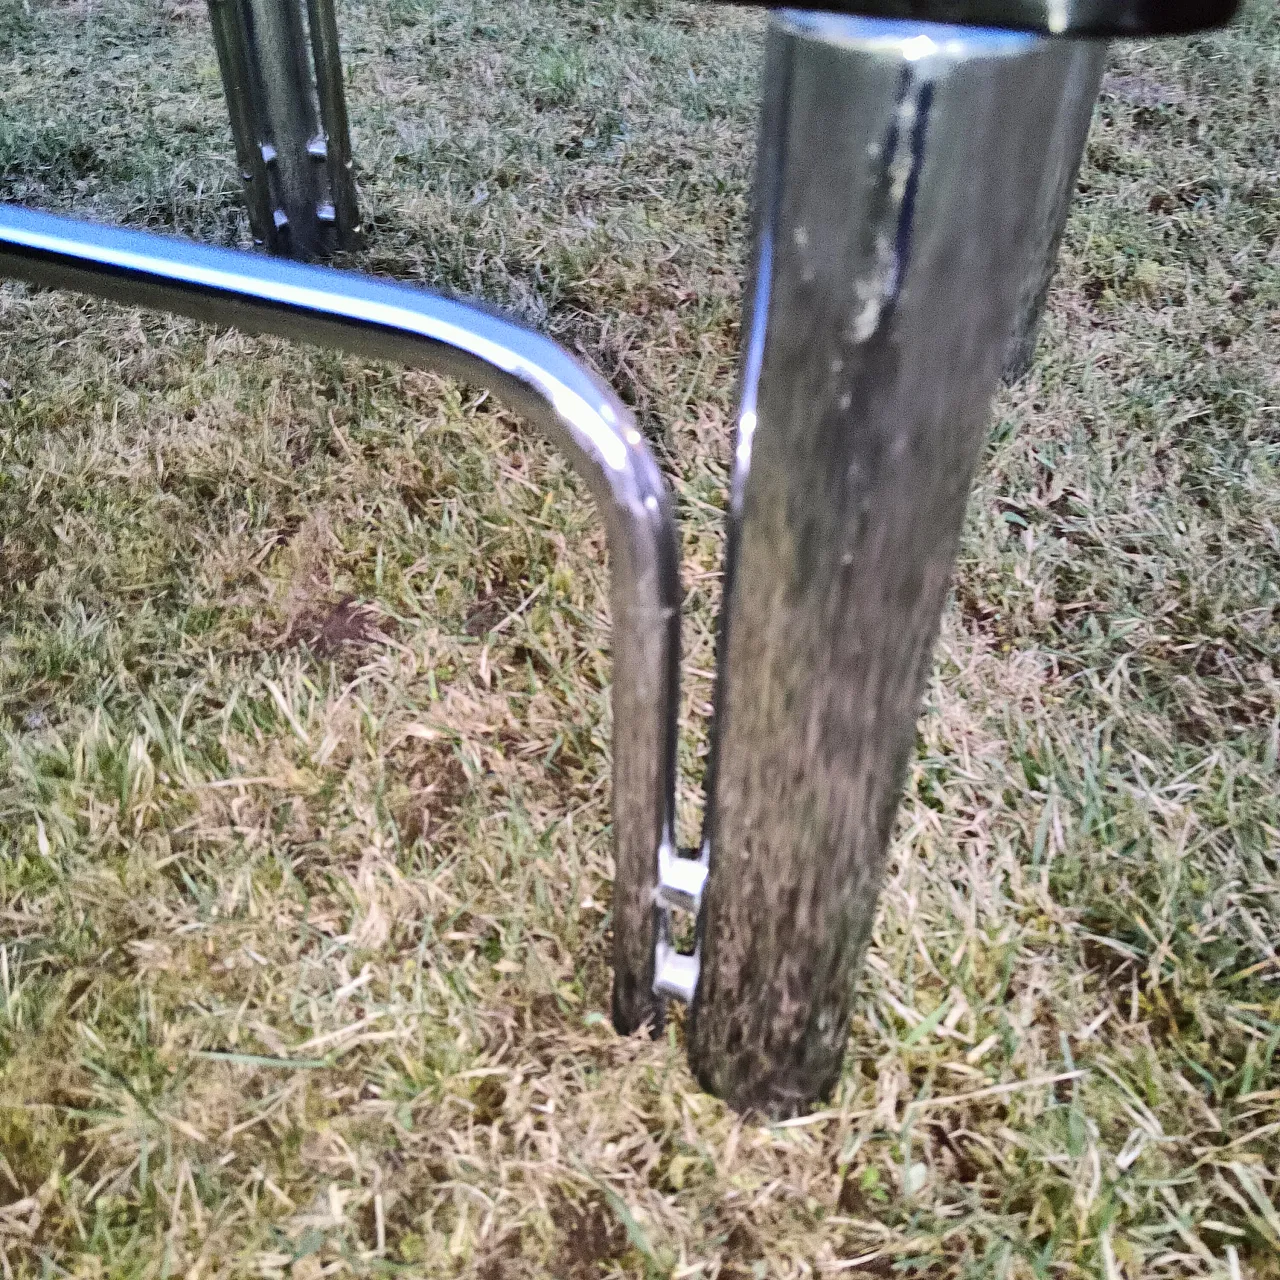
207,0 -> 361,256
686,14 -> 1109,1113
303,0 -> 361,249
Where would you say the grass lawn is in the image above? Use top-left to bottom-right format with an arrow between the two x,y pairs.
2,0 -> 1278,1275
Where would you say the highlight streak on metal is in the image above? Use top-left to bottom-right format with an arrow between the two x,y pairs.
1002,39 -> 1105,381
0,206 -> 679,1033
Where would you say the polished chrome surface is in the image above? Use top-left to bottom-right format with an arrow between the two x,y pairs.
687,15 -> 1102,1113
713,0 -> 1238,37
0,205 -> 679,1033
206,0 -> 361,256
1003,39 -> 1105,381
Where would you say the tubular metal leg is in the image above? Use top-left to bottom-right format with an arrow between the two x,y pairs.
207,0 -> 361,256
685,15 -> 1107,1114
0,209 -> 679,1028
305,0 -> 361,246
1002,41 -> 1105,382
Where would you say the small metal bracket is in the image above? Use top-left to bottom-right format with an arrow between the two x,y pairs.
656,843 -> 709,915
654,942 -> 700,1003
652,844 -> 707,1003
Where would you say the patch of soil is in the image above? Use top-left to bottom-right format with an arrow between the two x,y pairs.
288,596 -> 385,656
719,1219 -> 764,1277
470,1074 -> 507,1127
0,541 -> 46,599
465,575 -> 522,637
390,741 -> 472,845
953,582 -> 1011,646
475,1234 -> 525,1279
548,1189 -> 628,1279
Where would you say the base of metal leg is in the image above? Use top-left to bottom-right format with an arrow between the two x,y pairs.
654,944 -> 700,1003
688,13 -> 1106,1114
208,0 -> 361,257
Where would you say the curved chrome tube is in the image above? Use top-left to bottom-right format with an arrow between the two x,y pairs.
0,205 -> 680,1033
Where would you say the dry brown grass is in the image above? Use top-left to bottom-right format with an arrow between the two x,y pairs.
2,0 -> 1278,1275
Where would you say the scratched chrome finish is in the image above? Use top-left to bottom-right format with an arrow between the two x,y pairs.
0,206 -> 679,1034
708,0 -> 1237,37
687,15 -> 1100,1113
206,0 -> 360,255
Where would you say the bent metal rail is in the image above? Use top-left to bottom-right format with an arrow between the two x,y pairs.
0,204 -> 691,1039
